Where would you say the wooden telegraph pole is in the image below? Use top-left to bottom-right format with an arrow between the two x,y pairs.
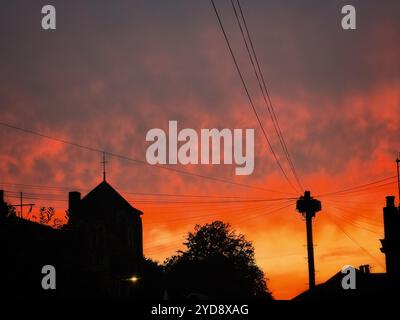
296,191 -> 321,290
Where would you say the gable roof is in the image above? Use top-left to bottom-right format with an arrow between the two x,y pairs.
80,181 -> 143,216
293,268 -> 390,300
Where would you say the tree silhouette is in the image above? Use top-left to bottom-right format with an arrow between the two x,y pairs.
140,258 -> 165,299
0,202 -> 16,219
39,207 -> 55,225
165,221 -> 272,299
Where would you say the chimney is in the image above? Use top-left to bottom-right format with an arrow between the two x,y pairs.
68,191 -> 81,225
380,195 -> 400,278
359,264 -> 370,274
386,196 -> 395,208
365,265 -> 370,274
0,190 -> 6,219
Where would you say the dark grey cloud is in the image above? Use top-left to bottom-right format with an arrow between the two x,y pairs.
0,0 -> 399,190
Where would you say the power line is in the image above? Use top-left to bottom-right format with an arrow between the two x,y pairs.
127,198 -> 292,204
144,201 -> 296,252
0,181 -> 293,199
234,201 -> 294,224
324,200 -> 383,224
0,182 -> 296,201
141,201 -> 296,252
151,201 -> 280,226
318,175 -> 397,197
4,191 -> 291,224
327,210 -> 382,235
2,187 -> 295,204
320,182 -> 397,199
121,191 -> 279,200
231,0 -> 304,192
3,190 -> 294,218
209,0 -> 300,195
325,180 -> 396,197
5,194 -> 67,202
4,191 -> 293,232
3,175 -> 396,202
0,121 -> 293,195
325,213 -> 384,269
323,197 -> 384,206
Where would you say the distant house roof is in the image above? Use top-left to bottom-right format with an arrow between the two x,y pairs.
293,268 -> 393,300
1,215 -> 59,235
80,181 -> 143,217
0,216 -> 64,260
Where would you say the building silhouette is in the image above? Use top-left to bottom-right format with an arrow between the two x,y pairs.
294,195 -> 400,300
0,180 -> 144,299
380,196 -> 400,280
2,183 -> 400,300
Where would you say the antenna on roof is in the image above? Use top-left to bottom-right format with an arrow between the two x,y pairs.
101,152 -> 108,182
396,152 -> 400,206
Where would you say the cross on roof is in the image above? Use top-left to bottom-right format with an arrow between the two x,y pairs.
101,152 -> 108,181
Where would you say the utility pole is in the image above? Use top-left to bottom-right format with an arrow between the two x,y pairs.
396,153 -> 400,207
296,191 -> 321,290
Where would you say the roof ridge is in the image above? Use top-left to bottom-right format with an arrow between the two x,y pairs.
80,180 -> 143,215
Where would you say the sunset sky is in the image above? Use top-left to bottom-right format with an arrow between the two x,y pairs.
0,0 -> 399,299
